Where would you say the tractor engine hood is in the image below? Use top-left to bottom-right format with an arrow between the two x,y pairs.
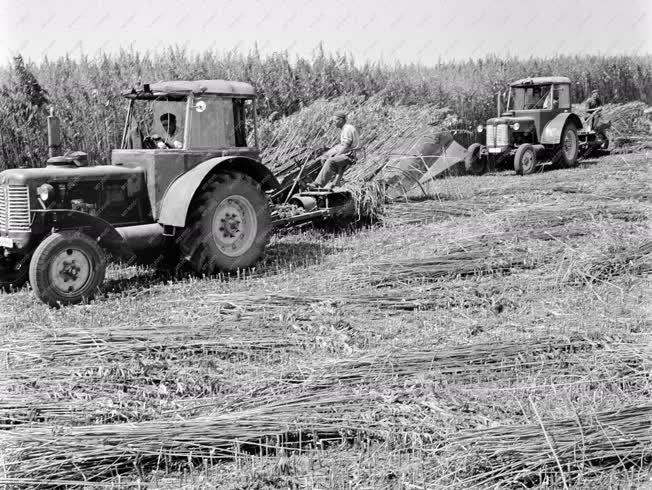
0,165 -> 143,188
486,116 -> 535,132
0,165 -> 145,216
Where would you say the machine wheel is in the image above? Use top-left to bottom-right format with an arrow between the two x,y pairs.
0,254 -> 30,292
553,123 -> 579,167
179,171 -> 272,274
514,144 -> 537,175
29,231 -> 106,307
464,143 -> 486,175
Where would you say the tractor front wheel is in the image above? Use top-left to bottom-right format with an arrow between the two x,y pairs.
514,144 -> 537,175
29,231 -> 106,307
554,123 -> 579,167
464,143 -> 486,175
179,171 -> 271,275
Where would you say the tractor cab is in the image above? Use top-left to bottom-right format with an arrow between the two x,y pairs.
502,77 -> 573,137
118,80 -> 258,154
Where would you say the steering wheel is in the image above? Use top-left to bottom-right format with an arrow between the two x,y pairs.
142,136 -> 157,149
143,134 -> 173,149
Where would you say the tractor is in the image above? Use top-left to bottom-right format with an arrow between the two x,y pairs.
0,79 -> 361,306
0,80 -> 285,306
465,76 -> 609,176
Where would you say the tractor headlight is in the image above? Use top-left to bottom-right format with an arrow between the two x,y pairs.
477,124 -> 484,133
37,183 -> 55,202
512,122 -> 520,131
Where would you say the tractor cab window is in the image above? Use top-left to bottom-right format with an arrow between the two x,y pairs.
189,96 -> 235,149
124,97 -> 186,149
508,85 -> 553,110
552,84 -> 571,109
188,96 -> 255,149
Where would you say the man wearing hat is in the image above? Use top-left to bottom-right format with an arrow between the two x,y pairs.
586,90 -> 609,145
587,90 -> 602,110
311,111 -> 359,189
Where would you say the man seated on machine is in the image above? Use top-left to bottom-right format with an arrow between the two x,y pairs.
310,111 -> 359,189
153,113 -> 183,149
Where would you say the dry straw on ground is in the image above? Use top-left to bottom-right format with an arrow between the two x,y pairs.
1,336 -> 648,486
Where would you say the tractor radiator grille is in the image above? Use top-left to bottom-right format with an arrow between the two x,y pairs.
496,124 -> 509,146
0,185 -> 30,232
486,125 -> 496,147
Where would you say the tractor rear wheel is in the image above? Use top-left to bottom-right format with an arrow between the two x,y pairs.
514,144 -> 537,175
464,143 -> 486,175
179,171 -> 271,275
29,231 -> 106,307
0,254 -> 30,292
553,123 -> 579,167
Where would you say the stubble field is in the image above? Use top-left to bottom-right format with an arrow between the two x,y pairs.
0,151 -> 650,488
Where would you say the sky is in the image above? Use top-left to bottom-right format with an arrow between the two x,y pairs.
0,0 -> 650,66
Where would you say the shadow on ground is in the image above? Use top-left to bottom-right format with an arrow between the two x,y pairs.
100,241 -> 337,297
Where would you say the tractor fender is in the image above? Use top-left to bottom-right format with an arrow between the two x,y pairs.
540,113 -> 583,145
158,156 -> 280,228
32,209 -> 133,258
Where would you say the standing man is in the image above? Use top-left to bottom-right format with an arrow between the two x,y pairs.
311,111 -> 359,189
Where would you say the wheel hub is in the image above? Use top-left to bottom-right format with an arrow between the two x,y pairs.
50,248 -> 92,295
220,212 -> 242,238
212,195 -> 258,257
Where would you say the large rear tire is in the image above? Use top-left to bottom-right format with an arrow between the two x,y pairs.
514,144 -> 537,175
553,123 -> 579,167
464,143 -> 486,175
179,171 -> 272,274
29,231 -> 106,307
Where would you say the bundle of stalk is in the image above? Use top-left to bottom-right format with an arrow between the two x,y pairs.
3,334 -> 643,428
349,248 -> 532,286
1,338 -> 646,484
497,202 -> 646,228
574,101 -> 652,137
260,95 -> 455,184
0,393 -> 375,484
552,179 -> 650,202
381,198 -> 498,226
448,403 -> 652,487
381,199 -> 645,229
562,239 -> 652,284
1,321 -> 299,372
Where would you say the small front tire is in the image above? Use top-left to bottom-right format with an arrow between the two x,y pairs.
29,231 -> 106,307
514,144 -> 537,175
464,143 -> 486,175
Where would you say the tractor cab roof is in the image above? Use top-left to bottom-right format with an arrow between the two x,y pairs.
122,80 -> 256,100
510,76 -> 571,87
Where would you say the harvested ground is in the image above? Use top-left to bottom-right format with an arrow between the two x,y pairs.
0,151 -> 650,488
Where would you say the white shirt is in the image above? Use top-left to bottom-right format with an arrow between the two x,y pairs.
340,123 -> 359,150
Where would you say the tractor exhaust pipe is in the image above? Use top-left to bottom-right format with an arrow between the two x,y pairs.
47,107 -> 62,158
497,92 -> 503,117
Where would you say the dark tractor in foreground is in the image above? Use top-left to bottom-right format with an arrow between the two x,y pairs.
0,80 -> 279,306
465,76 -> 609,176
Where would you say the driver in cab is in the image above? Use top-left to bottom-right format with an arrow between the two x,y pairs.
153,113 -> 183,149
